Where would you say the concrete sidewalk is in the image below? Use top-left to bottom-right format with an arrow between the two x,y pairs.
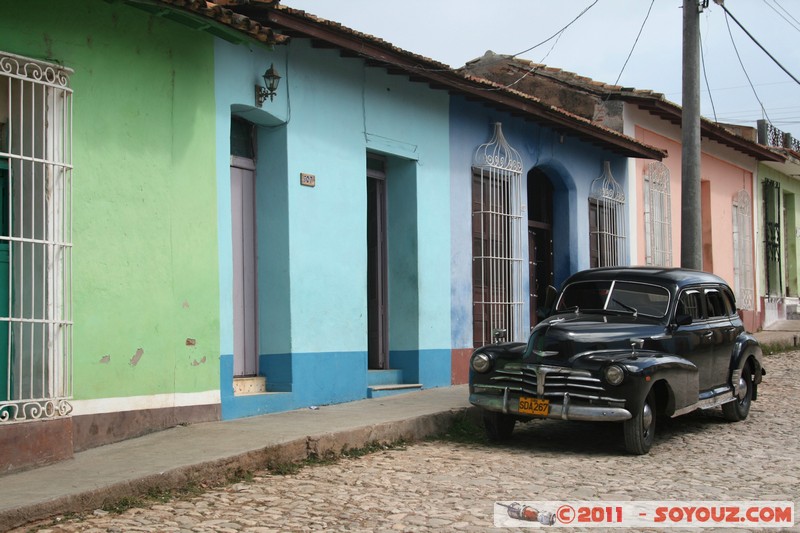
1,323 -> 798,530
0,385 -> 472,531
754,320 -> 800,349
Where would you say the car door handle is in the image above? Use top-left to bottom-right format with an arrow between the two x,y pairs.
703,331 -> 714,338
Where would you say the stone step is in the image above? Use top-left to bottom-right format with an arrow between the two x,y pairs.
233,376 -> 266,396
367,383 -> 422,399
367,369 -> 404,386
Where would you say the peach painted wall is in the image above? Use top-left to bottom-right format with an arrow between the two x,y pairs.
634,128 -> 682,267
633,126 -> 757,330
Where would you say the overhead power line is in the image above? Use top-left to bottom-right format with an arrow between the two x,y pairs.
510,0 -> 599,59
772,0 -> 800,27
762,0 -> 800,33
722,8 -> 772,123
715,1 -> 800,86
613,0 -> 655,86
699,32 -> 718,122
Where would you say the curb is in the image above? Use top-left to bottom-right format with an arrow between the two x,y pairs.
1,407 -> 473,531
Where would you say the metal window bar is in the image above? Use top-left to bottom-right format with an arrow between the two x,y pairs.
472,123 -> 524,347
0,51 -> 73,423
732,189 -> 754,311
590,162 -> 627,267
643,162 -> 672,267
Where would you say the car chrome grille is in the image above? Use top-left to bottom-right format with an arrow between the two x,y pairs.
483,364 -> 623,403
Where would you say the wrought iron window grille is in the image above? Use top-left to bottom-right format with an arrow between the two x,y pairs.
471,123 -> 524,347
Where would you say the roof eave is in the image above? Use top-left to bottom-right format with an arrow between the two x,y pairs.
137,0 -> 288,46
622,96 -> 784,162
232,5 -> 665,161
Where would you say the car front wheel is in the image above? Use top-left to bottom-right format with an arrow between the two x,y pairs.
623,390 -> 656,455
483,410 -> 516,442
722,362 -> 752,422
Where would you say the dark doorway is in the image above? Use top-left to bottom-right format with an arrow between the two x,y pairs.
367,155 -> 388,369
528,169 -> 554,328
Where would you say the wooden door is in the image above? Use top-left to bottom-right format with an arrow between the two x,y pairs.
231,158 -> 258,376
528,170 -> 554,328
367,160 -> 388,369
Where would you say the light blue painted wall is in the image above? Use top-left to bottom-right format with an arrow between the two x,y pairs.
282,41 -> 451,354
214,38 -> 452,417
449,95 -> 629,349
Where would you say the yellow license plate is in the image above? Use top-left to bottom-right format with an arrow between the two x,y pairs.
519,396 -> 550,416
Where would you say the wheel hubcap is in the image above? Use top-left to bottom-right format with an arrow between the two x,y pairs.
735,375 -> 748,401
641,402 -> 653,435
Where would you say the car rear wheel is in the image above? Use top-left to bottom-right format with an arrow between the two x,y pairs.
722,362 -> 752,422
623,390 -> 656,455
483,411 -> 515,442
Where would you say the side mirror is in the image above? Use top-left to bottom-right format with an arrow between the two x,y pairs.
674,313 -> 693,327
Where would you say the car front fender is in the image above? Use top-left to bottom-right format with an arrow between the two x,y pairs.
616,352 -> 700,417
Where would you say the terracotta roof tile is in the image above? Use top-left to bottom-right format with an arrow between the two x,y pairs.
463,52 -> 782,162
154,0 -> 288,44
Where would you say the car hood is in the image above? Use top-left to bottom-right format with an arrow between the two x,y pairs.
524,312 -> 664,365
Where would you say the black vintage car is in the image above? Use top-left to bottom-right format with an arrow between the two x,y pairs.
469,267 -> 765,454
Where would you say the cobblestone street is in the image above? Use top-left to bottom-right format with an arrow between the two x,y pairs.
18,352 -> 800,533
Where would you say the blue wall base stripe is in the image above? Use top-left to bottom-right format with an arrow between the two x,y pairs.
220,349 -> 451,420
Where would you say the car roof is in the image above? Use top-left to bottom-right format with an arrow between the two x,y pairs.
563,267 -> 729,289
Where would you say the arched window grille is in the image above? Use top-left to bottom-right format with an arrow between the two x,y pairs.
471,123 -> 524,347
589,161 -> 626,268
643,162 -> 672,266
733,189 -> 754,310
0,51 -> 73,424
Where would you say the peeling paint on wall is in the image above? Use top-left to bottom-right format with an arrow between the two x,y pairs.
185,338 -> 196,346
99,355 -> 110,364
130,348 -> 144,367
182,300 -> 190,309
190,356 -> 207,367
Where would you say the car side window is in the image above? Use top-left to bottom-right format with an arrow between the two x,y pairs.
721,287 -> 737,316
705,289 -> 727,318
677,290 -> 703,320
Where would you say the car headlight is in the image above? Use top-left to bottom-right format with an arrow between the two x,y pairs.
604,364 -> 625,386
471,352 -> 493,373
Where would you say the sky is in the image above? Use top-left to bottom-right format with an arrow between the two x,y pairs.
282,0 -> 800,141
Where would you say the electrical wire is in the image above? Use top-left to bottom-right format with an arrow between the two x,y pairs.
510,0 -> 599,58
474,0 -> 601,93
762,0 -> 800,33
772,0 -> 800,27
717,1 -> 800,86
723,9 -> 772,124
613,0 -> 655,86
699,31 -> 718,122
386,0 -> 599,79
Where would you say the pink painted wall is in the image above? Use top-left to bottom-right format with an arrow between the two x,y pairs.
635,128 -> 682,267
634,126 -> 758,331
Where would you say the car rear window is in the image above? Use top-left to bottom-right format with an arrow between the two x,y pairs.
556,280 -> 670,318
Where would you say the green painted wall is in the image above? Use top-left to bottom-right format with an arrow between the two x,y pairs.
759,163 -> 800,298
0,1 -> 220,399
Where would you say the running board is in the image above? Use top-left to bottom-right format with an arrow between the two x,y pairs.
672,386 -> 735,417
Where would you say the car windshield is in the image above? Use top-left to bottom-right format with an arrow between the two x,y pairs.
555,280 -> 670,318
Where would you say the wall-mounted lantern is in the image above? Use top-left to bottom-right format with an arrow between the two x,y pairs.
255,63 -> 281,107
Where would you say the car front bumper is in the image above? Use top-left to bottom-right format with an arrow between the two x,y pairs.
470,389 -> 632,422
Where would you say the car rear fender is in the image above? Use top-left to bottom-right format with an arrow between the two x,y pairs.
730,332 -> 765,398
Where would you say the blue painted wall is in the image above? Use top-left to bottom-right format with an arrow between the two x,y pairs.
449,95 -> 629,350
215,38 -> 452,419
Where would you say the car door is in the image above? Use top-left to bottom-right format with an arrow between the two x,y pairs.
671,288 -> 716,392
705,286 -> 740,388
